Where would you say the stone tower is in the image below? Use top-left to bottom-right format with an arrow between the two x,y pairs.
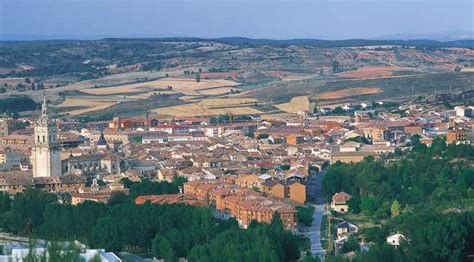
31,95 -> 61,177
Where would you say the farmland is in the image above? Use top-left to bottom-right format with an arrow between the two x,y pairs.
276,96 -> 312,114
0,38 -> 472,119
81,78 -> 240,96
153,98 -> 260,117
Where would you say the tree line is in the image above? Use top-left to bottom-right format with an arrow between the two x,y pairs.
0,179 -> 307,261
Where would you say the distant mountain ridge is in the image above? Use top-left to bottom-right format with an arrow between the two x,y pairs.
375,30 -> 474,41
212,37 -> 474,48
104,37 -> 474,48
1,35 -> 473,48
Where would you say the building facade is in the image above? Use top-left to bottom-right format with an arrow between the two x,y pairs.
31,96 -> 61,177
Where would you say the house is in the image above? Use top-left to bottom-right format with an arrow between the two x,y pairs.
354,111 -> 372,123
330,151 -> 377,164
70,179 -> 128,205
419,135 -> 433,146
404,124 -> 423,135
288,182 -> 306,204
336,221 -> 358,237
0,149 -> 22,169
331,191 -> 351,213
270,182 -> 286,199
135,194 -> 205,206
286,134 -> 306,145
446,128 -> 469,144
386,233 -> 406,247
339,142 -> 361,152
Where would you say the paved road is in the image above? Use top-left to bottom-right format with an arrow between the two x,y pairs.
304,170 -> 326,259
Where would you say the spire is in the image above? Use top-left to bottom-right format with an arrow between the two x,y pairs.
38,91 -> 50,125
41,91 -> 47,115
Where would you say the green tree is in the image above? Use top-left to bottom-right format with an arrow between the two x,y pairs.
0,191 -> 11,214
391,200 -> 401,217
91,217 -> 122,251
410,134 -> 421,145
195,73 -> 201,83
303,255 -> 321,262
348,196 -> 361,214
108,191 -> 128,205
131,135 -> 142,143
332,61 -> 340,73
297,205 -> 315,226
340,235 -> 359,254
5,189 -> 56,234
152,233 -> 177,261
360,196 -> 377,216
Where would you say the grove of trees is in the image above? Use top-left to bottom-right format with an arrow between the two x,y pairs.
0,180 -> 308,261
0,96 -> 37,114
323,139 -> 474,261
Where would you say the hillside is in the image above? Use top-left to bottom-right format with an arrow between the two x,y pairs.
0,39 -> 472,119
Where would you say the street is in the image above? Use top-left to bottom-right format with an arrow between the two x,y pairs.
304,170 -> 326,259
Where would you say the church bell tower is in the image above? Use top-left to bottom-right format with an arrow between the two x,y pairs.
31,95 -> 61,177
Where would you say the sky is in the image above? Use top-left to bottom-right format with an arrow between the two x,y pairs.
0,0 -> 473,40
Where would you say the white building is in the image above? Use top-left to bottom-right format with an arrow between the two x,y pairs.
0,243 -> 121,262
454,106 -> 473,117
386,233 -> 406,247
31,95 -> 61,177
81,249 -> 122,262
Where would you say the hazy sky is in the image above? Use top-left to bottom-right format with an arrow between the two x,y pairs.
1,0 -> 473,40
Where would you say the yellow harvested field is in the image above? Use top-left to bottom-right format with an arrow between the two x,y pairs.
54,98 -> 117,115
276,96 -> 311,114
153,98 -> 260,116
180,95 -> 200,101
82,78 -> 240,96
461,67 -> 474,72
316,87 -> 381,100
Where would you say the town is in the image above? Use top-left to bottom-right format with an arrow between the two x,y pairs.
1,0 -> 473,260
0,89 -> 472,260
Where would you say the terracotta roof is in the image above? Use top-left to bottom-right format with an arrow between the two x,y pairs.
332,191 -> 352,203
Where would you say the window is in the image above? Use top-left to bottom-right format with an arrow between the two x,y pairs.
43,135 -> 45,142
